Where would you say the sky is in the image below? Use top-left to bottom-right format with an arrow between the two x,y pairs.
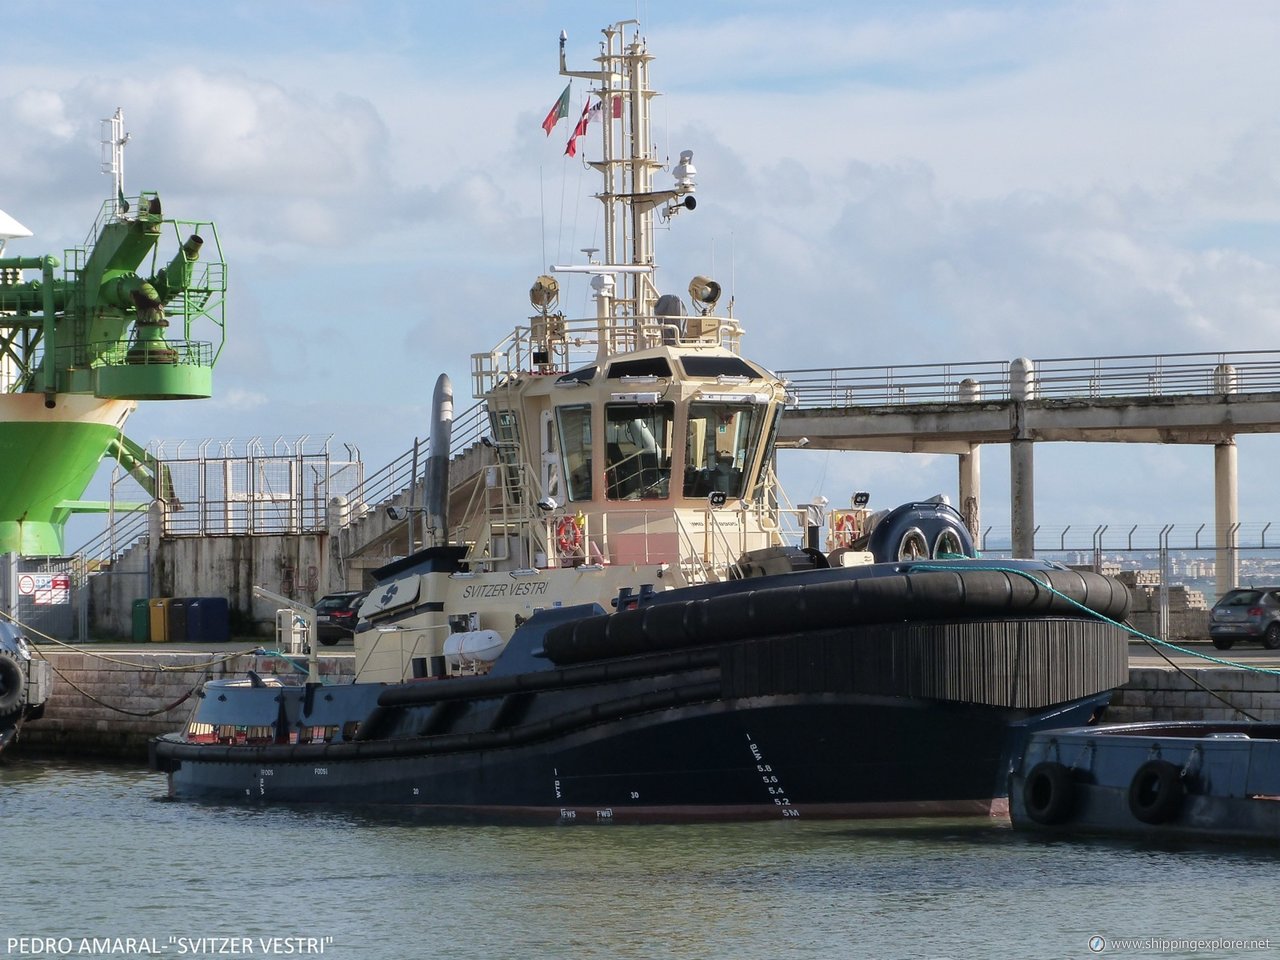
4,0 -> 1280,551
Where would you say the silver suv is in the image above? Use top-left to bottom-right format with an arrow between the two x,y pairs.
1209,588 -> 1280,650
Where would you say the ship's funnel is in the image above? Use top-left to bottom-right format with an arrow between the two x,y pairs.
424,374 -> 454,546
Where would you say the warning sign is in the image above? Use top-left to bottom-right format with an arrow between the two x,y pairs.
19,573 -> 70,605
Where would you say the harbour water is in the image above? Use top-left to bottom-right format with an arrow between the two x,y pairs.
4,758 -> 1278,960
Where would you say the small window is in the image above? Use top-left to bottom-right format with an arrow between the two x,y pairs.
608,357 -> 672,378
556,365 -> 596,385
680,356 -> 764,380
556,405 -> 593,502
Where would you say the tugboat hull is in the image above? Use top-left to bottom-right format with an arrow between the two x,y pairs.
157,688 -> 1112,821
154,601 -> 1125,821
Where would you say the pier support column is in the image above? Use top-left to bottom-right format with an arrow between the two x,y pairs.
957,378 -> 981,538
1008,359 -> 1035,558
1214,439 -> 1239,596
1011,440 -> 1035,558
958,444 -> 981,538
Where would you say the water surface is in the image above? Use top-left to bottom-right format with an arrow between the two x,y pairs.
4,758 -> 1277,959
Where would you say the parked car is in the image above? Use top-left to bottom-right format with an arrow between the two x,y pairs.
1208,587 -> 1280,650
315,591 -> 366,646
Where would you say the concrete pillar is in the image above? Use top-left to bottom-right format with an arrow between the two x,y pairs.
1011,440 -> 1035,557
1214,439 -> 1239,596
957,379 -> 982,536
959,444 -> 981,537
1008,359 -> 1035,558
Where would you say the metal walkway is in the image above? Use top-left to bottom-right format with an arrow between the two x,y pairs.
776,350 -> 1280,594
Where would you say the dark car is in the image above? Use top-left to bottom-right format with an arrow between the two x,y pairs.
315,591 -> 366,646
1208,588 -> 1280,650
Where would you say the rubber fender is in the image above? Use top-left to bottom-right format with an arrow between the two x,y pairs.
1127,758 -> 1185,825
0,649 -> 26,718
1022,761 -> 1076,825
637,601 -> 697,652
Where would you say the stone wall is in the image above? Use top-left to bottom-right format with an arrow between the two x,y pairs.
13,649 -> 355,761
1106,666 -> 1280,723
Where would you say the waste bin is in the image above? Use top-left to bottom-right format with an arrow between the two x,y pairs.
148,598 -> 171,643
167,598 -> 188,644
186,597 -> 230,643
132,598 -> 150,643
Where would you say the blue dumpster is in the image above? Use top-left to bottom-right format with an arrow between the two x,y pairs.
186,597 -> 230,643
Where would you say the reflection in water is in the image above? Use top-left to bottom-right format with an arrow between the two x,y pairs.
3,759 -> 1276,960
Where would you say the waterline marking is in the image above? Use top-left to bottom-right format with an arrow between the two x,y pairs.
1089,935 -> 1273,954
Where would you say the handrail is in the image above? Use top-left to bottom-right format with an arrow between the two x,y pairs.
781,350 -> 1280,408
68,504 -> 150,586
471,313 -> 743,397
978,520 -> 1280,552
345,399 -> 491,510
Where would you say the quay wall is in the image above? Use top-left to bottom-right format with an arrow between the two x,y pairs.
1105,666 -> 1280,724
10,654 -> 1278,763
90,533 -> 331,639
13,649 -> 355,761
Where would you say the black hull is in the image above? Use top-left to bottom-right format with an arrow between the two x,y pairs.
157,692 -> 1111,821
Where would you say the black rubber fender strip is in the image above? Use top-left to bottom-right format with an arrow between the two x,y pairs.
543,568 -> 1131,665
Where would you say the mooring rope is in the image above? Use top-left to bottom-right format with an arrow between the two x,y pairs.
0,608 -> 263,671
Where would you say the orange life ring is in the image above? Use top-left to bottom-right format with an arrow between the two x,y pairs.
556,516 -> 584,555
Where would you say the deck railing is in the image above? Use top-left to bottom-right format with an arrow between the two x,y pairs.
781,350 -> 1280,408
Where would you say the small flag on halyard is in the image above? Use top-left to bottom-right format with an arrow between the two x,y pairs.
117,187 -> 130,214
564,99 -> 601,157
542,83 -> 571,135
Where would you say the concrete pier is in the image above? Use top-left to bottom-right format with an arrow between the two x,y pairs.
11,646 -> 354,760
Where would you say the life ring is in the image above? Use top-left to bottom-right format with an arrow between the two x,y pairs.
1022,761 -> 1076,825
833,512 -> 857,543
1127,758 -> 1184,824
0,649 -> 27,717
556,516 -> 584,555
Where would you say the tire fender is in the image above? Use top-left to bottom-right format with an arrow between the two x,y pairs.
1127,758 -> 1185,824
1022,761 -> 1076,825
0,649 -> 27,718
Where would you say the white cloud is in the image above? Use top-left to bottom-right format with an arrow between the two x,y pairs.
6,0 -> 1280,528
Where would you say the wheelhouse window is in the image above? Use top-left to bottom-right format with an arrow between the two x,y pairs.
683,402 -> 765,499
605,403 -> 673,500
555,405 -> 593,502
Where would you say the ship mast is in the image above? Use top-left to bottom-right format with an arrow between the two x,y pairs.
557,21 -> 696,342
100,107 -> 131,216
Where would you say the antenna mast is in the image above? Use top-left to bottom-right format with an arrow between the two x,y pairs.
100,107 -> 131,215
558,21 -> 696,337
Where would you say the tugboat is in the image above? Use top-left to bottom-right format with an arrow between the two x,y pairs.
151,22 -> 1133,821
